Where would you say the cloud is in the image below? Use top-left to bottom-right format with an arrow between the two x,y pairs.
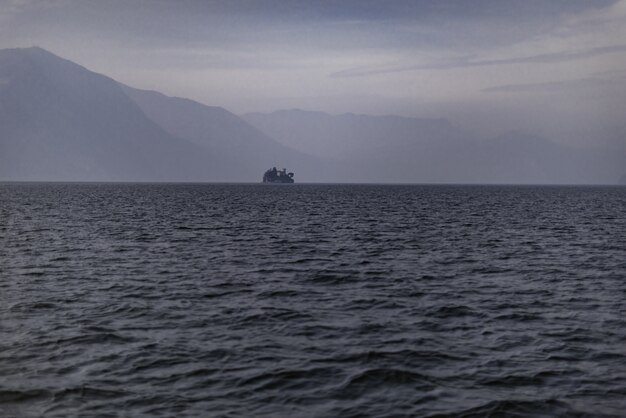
482,76 -> 626,93
111,0 -> 617,24
328,0 -> 626,79
0,0 -> 67,15
330,44 -> 626,78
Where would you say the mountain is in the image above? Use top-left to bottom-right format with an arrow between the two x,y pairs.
1,47 -> 621,184
0,47 -> 318,182
121,88 -> 334,182
0,47 -> 231,181
244,110 -> 623,184
243,109 -> 468,161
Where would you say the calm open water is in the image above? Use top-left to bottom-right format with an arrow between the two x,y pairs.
1,183 -> 625,417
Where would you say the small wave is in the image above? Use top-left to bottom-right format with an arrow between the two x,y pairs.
237,367 -> 339,392
237,308 -> 314,325
52,332 -> 135,346
20,270 -> 46,277
326,349 -> 467,365
480,370 -> 578,387
346,298 -> 404,311
257,289 -> 302,298
338,368 -> 435,394
493,312 -> 543,321
428,399 -> 591,418
8,301 -> 58,312
469,266 -> 513,275
429,305 -> 481,318
49,256 -> 70,261
308,271 -> 361,285
52,386 -> 128,401
0,389 -> 52,403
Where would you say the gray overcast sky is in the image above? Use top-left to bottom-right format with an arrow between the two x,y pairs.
1,0 -> 625,144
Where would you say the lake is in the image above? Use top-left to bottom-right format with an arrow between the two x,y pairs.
1,183 -> 625,417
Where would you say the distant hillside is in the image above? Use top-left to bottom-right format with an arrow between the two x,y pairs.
243,109 -> 466,160
244,110 -> 623,184
0,47 -> 239,181
0,47 -> 325,182
122,88 -> 333,182
0,47 -> 622,184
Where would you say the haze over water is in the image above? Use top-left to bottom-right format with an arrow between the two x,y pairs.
1,183 -> 625,417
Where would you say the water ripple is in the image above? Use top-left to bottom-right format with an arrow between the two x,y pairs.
1,183 -> 625,417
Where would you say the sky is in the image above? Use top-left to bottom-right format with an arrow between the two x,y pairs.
1,0 -> 625,145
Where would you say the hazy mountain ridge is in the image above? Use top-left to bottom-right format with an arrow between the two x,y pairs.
121,87 -> 334,182
243,109 -> 467,161
0,47 -> 321,182
0,47 -> 623,184
244,110 -> 624,184
0,47 -> 237,181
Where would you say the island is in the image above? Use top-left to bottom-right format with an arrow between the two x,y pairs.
263,167 -> 294,183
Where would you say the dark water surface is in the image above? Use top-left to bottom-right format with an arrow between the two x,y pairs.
1,183 -> 625,417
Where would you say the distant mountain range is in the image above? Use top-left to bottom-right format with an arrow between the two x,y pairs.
0,47 -> 215,181
244,110 -> 625,184
0,47 -> 321,182
243,109 -> 466,161
0,47 -> 623,184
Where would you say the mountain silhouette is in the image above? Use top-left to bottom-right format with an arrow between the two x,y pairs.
0,47 -> 315,182
244,110 -> 624,184
0,47 -> 622,184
